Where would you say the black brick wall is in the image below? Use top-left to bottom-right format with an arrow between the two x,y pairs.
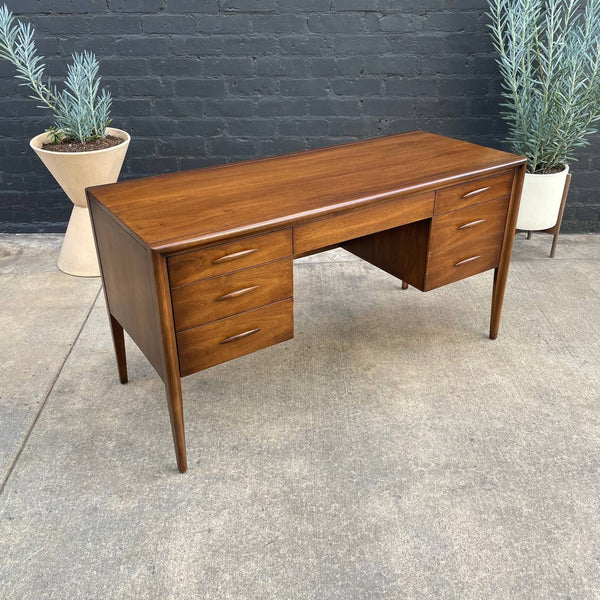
1,0 -> 598,232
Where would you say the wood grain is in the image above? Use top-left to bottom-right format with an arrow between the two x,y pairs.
168,229 -> 292,287
171,258 -> 293,331
151,251 -> 188,473
343,219 -> 431,291
425,232 -> 504,290
177,299 -> 294,376
429,196 -> 509,254
490,163 -> 527,339
294,191 -> 434,255
434,170 -> 514,215
87,131 -> 526,252
88,198 -> 165,378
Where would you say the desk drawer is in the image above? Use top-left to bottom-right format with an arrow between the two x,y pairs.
177,299 -> 293,375
294,191 -> 434,255
425,232 -> 504,290
168,229 -> 292,287
435,170 -> 514,215
171,259 -> 293,332
429,196 -> 509,254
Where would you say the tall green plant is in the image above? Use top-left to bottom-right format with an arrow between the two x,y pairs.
0,5 -> 111,144
487,0 -> 600,173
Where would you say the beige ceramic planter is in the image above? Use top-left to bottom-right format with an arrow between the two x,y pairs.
30,127 -> 130,277
516,165 -> 570,231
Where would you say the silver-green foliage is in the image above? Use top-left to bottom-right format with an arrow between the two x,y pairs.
0,5 -> 111,143
488,0 -> 600,173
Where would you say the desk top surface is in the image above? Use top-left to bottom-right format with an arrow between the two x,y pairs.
88,131 -> 525,252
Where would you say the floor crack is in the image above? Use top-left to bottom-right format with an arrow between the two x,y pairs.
0,286 -> 102,496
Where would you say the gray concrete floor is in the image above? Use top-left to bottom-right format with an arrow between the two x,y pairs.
0,232 -> 599,599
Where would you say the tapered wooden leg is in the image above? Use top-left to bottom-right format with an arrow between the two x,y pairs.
109,314 -> 128,384
401,280 -> 409,290
526,230 -> 532,240
489,267 -> 505,340
490,164 -> 526,340
165,371 -> 187,473
151,251 -> 188,473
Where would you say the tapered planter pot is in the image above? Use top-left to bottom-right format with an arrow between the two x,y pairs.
516,165 -> 570,231
30,127 -> 130,277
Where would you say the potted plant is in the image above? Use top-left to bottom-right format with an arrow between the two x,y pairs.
0,5 -> 130,276
487,0 -> 600,252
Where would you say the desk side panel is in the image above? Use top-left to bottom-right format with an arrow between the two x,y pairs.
89,199 -> 165,378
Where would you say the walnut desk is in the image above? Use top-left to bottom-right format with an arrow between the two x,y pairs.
87,131 -> 526,473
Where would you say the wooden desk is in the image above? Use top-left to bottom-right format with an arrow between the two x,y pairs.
87,131 -> 526,473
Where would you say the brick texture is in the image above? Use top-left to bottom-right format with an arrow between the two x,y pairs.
1,0 -> 598,232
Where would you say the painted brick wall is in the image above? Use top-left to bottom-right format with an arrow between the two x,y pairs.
1,0 -> 598,232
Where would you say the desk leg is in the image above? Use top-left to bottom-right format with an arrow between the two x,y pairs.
490,268 -> 503,340
490,164 -> 526,340
165,371 -> 187,473
152,251 -> 188,473
109,315 -> 128,384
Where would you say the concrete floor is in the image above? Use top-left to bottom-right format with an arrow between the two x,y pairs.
0,232 -> 598,599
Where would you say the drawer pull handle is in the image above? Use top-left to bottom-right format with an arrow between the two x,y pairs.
220,328 -> 261,344
217,286 -> 259,301
454,255 -> 481,267
458,219 -> 486,230
462,186 -> 490,199
213,249 -> 257,264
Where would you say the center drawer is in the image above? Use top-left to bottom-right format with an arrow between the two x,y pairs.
171,258 -> 292,332
294,191 -> 434,255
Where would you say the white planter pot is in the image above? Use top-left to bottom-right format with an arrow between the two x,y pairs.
30,127 -> 130,277
516,165 -> 569,231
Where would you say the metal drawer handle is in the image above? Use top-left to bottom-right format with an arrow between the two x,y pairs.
216,286 -> 259,301
220,328 -> 261,344
462,186 -> 490,199
454,255 -> 481,267
458,219 -> 486,230
213,248 -> 257,264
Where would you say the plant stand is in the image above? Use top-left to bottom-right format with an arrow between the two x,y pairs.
516,173 -> 571,258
